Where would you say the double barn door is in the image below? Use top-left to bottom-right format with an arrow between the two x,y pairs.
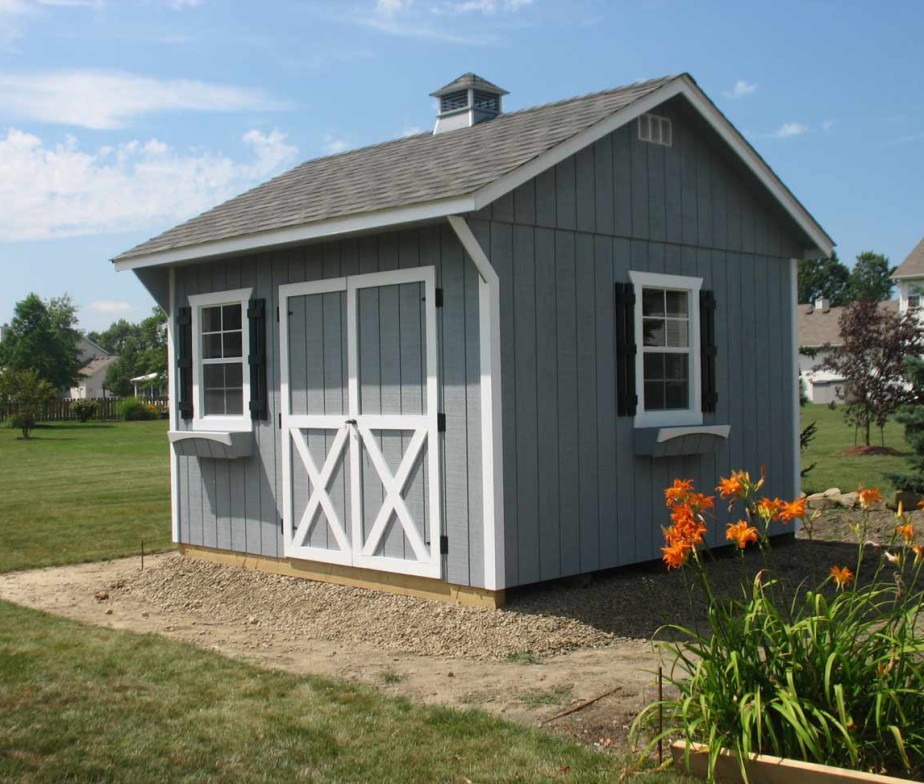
280,268 -> 442,578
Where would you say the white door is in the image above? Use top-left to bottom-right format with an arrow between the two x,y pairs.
280,268 -> 442,579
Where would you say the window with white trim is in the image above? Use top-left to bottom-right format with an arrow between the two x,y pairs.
909,294 -> 920,310
638,113 -> 672,146
629,271 -> 702,427
189,288 -> 253,431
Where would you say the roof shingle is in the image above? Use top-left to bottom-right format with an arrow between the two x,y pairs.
115,75 -> 676,261
798,299 -> 899,348
894,236 -> 924,279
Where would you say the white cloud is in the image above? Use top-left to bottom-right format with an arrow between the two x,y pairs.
0,70 -> 284,130
0,126 -> 298,241
89,300 -> 132,314
352,0 -> 532,43
723,79 -> 757,100
773,122 -> 807,139
322,134 -> 350,154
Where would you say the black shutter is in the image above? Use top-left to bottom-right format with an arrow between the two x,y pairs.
176,306 -> 194,421
700,289 -> 717,414
248,299 -> 269,420
614,282 -> 637,416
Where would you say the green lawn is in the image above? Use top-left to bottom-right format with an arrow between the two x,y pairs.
800,403 -> 909,495
0,600 -> 680,784
0,420 -> 172,573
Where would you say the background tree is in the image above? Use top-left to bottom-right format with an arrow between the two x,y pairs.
89,308 -> 167,397
0,368 -> 56,439
887,356 -> 924,493
0,293 -> 81,390
847,251 -> 895,302
822,300 -> 924,446
798,253 -> 851,305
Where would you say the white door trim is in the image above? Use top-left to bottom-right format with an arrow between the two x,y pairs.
446,215 -> 505,591
280,268 -> 442,579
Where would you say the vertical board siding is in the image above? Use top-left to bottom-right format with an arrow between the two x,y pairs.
473,105 -> 804,584
173,224 -> 484,585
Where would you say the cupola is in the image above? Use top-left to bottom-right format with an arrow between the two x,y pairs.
430,73 -> 508,135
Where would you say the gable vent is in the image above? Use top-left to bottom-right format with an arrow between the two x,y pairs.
431,73 -> 508,134
638,113 -> 672,146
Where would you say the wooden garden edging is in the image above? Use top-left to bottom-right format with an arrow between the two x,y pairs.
672,741 -> 911,784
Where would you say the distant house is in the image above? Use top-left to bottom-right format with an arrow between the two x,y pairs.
114,72 -> 833,604
893,236 -> 924,317
798,298 -> 899,404
69,335 -> 118,399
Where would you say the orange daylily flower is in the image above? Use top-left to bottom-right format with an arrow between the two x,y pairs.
917,499 -> 924,511
726,520 -> 759,549
757,497 -> 784,522
896,523 -> 916,544
913,544 -> 924,564
717,470 -> 750,500
662,539 -> 692,570
830,565 -> 854,590
857,487 -> 882,509
665,479 -> 694,506
778,497 -> 807,523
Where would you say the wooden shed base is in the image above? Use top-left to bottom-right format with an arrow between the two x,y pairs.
178,545 -> 505,609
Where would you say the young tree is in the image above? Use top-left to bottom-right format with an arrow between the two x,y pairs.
798,254 -> 851,305
887,356 -> 924,493
822,301 -> 924,446
847,251 -> 895,302
90,308 -> 167,397
0,368 -> 56,439
0,293 -> 81,390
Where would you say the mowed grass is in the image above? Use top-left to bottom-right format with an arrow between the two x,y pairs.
800,403 -> 908,494
0,600 -> 680,784
0,420 -> 171,573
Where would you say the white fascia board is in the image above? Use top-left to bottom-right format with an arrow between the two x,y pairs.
113,195 -> 476,272
472,76 -> 834,258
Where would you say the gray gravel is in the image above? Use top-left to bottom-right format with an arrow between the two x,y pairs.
124,557 -> 621,660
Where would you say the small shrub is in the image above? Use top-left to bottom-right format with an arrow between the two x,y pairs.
71,399 -> 99,423
118,398 -> 156,421
632,473 -> 924,781
0,368 -> 55,439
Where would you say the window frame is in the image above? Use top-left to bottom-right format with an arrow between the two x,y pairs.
629,270 -> 703,428
188,288 -> 253,432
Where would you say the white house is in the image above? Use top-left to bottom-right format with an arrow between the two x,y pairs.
893,236 -> 924,317
69,335 -> 118,399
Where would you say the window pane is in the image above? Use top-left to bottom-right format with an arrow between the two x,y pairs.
643,318 -> 666,346
225,388 -> 243,415
644,381 -> 665,410
664,353 -> 688,381
223,331 -> 243,359
642,288 -> 664,317
202,306 -> 222,333
224,362 -> 243,389
665,291 -> 688,317
643,353 -> 664,381
664,320 -> 688,348
203,364 -> 225,391
665,381 -> 688,410
202,333 -> 223,359
204,389 -> 225,416
223,304 -> 242,331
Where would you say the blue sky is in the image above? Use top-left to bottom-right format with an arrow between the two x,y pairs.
0,0 -> 922,332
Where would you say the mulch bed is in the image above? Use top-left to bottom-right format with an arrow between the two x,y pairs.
838,445 -> 902,457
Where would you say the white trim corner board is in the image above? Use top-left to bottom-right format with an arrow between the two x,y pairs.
447,215 -> 505,592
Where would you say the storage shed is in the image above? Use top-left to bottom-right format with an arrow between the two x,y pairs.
114,73 -> 834,606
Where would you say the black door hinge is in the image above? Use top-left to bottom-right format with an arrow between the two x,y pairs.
279,517 -> 284,533
440,535 -> 449,555
435,288 -> 444,308
278,413 -> 282,429
276,306 -> 280,322
437,413 -> 446,432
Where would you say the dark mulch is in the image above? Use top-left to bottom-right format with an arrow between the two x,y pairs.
839,445 -> 902,457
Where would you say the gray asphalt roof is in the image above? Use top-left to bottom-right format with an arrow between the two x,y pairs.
431,72 -> 508,97
798,299 -> 899,347
894,236 -> 924,279
115,75 -> 677,261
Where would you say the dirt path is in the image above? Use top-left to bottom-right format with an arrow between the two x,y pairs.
0,553 -> 663,746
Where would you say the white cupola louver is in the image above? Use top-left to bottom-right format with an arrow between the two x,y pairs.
430,73 -> 508,135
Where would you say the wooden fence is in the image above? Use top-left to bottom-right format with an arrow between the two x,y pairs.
0,397 -> 169,422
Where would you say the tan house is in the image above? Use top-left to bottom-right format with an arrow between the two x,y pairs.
798,298 -> 899,404
893,236 -> 924,315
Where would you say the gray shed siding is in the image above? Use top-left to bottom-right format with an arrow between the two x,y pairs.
171,225 -> 486,587
472,102 -> 802,587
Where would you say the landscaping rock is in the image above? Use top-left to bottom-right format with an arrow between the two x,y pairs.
823,488 -> 842,498
835,492 -> 858,509
806,493 -> 837,511
887,490 -> 922,513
